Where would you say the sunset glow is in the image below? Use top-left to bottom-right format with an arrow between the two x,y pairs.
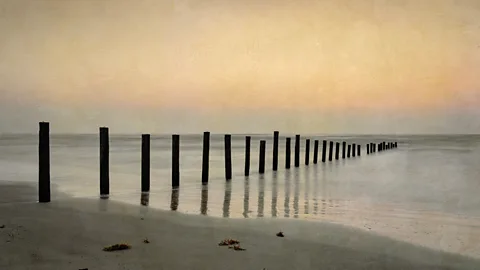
1,0 -> 479,133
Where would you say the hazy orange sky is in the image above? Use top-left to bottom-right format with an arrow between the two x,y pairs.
0,0 -> 479,134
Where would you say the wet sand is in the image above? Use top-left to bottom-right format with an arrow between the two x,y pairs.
1,183 -> 479,270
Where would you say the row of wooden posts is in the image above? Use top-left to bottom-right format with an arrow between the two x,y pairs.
38,122 -> 398,203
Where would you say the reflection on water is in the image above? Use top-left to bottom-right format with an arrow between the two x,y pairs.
140,192 -> 149,206
257,175 -> 265,217
271,172 -> 278,217
284,170 -> 291,218
170,189 -> 179,211
293,169 -> 300,218
223,182 -> 231,217
243,177 -> 249,218
200,185 -> 208,215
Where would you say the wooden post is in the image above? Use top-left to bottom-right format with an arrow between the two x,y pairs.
100,127 -> 109,197
305,139 -> 310,165
347,144 -> 351,158
259,140 -> 266,174
335,142 -> 340,160
142,134 -> 151,192
245,136 -> 251,176
285,137 -> 291,169
294,135 -> 300,167
395,142 -> 398,148
313,140 -> 319,164
367,144 -> 370,154
378,143 -> 382,152
357,144 -> 361,156
224,134 -> 232,180
342,141 -> 346,159
352,143 -> 356,157
328,141 -> 333,161
273,131 -> 279,171
38,122 -> 50,203
321,140 -> 327,162
202,132 -> 210,184
172,134 -> 180,187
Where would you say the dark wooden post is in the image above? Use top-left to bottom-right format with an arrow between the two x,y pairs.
395,142 -> 398,148
313,140 -> 319,164
245,136 -> 251,176
259,140 -> 266,174
321,140 -> 327,162
378,143 -> 382,152
373,143 -> 376,152
347,144 -> 351,158
224,134 -> 232,180
100,127 -> 109,197
342,141 -> 346,159
305,139 -> 310,165
383,142 -> 386,150
357,144 -> 361,156
38,122 -> 50,203
328,141 -> 333,161
294,135 -> 300,167
172,134 -> 180,187
335,142 -> 340,160
352,143 -> 356,157
202,132 -> 210,184
367,144 -> 370,154
273,131 -> 279,171
285,137 -> 291,169
142,134 -> 151,192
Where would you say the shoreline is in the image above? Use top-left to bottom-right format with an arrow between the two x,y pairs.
1,183 -> 480,269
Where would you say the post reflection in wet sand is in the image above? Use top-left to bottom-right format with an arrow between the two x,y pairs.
257,175 -> 265,217
243,177 -> 250,218
223,181 -> 232,218
293,168 -> 300,218
321,163 -> 327,215
304,167 -> 310,215
313,166 -> 318,215
271,172 -> 278,217
170,188 -> 179,211
140,192 -> 149,206
284,170 -> 291,218
200,185 -> 208,215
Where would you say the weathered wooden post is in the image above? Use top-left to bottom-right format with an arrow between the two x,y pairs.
273,131 -> 279,171
342,141 -> 346,159
142,134 -> 151,192
202,132 -> 210,184
305,139 -> 310,165
367,144 -> 370,154
328,141 -> 333,161
285,137 -> 291,169
245,136 -> 251,176
224,134 -> 232,180
294,135 -> 300,167
322,140 -> 327,162
352,143 -> 356,157
100,127 -> 109,197
38,122 -> 50,203
335,142 -> 340,160
172,134 -> 180,187
347,144 -> 351,158
357,144 -> 361,156
313,140 -> 319,164
259,140 -> 266,174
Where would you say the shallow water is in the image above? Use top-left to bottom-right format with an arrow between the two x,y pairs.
1,133 -> 480,257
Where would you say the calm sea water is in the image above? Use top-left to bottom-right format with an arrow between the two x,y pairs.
1,133 -> 480,257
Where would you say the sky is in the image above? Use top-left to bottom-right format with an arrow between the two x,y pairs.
0,0 -> 479,134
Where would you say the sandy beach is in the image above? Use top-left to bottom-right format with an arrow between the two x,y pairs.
0,182 -> 479,270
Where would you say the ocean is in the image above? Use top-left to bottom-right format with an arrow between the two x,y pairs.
1,133 -> 480,257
